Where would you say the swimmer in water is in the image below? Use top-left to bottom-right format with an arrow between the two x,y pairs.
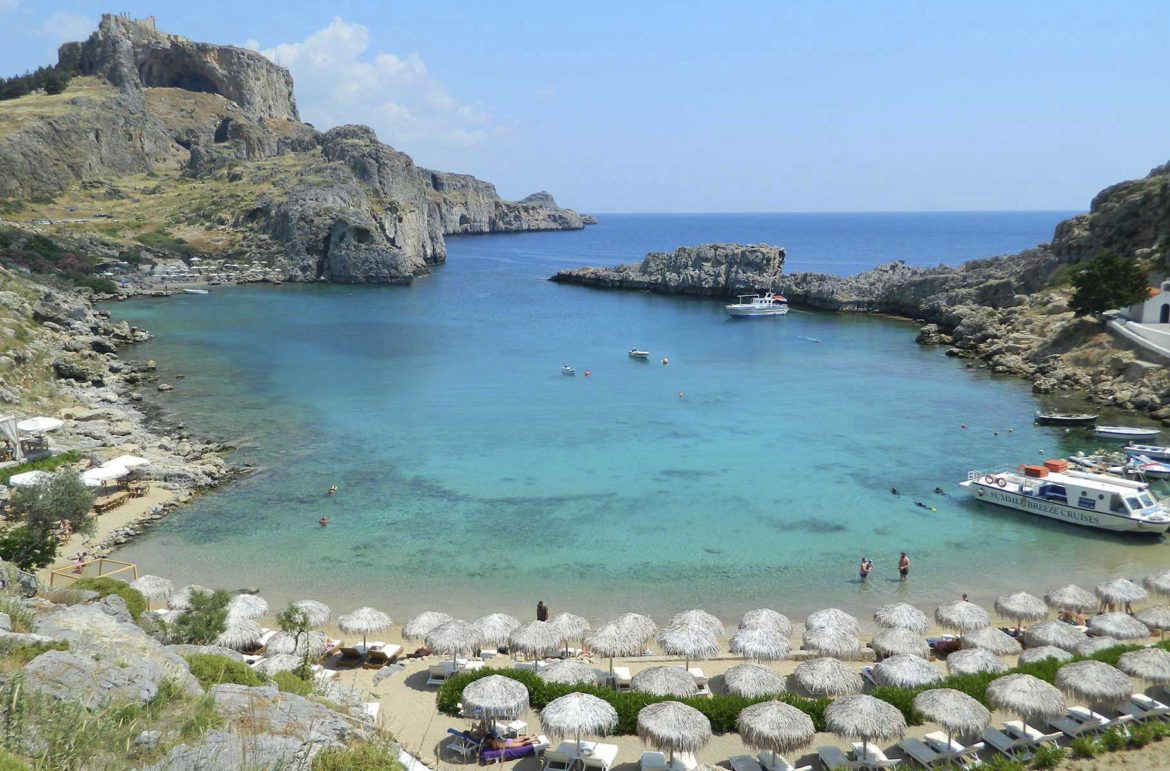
319,516 -> 331,527
890,487 -> 900,496
328,484 -> 337,495
914,501 -> 937,511
678,391 -> 685,399
933,487 -> 945,495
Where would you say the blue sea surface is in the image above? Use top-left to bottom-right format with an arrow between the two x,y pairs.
108,211 -> 1168,622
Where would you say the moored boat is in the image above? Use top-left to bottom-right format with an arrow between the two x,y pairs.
1125,443 -> 1170,463
1034,410 -> 1098,426
961,459 -> 1170,534
725,292 -> 789,318
561,365 -> 575,376
1094,425 -> 1160,441
182,288 -> 209,295
628,349 -> 650,359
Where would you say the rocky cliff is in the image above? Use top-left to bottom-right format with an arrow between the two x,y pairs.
0,14 -> 588,284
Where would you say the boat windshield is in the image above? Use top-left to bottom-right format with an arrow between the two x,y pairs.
1139,492 -> 1157,508
1125,495 -> 1145,511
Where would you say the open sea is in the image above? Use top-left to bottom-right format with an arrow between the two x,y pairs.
106,212 -> 1170,624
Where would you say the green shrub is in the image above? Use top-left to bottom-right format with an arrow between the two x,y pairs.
1068,736 -> 1100,758
0,599 -> 35,634
0,749 -> 28,770
1029,743 -> 1065,769
71,577 -> 146,621
1087,643 -> 1143,666
979,756 -> 1026,771
1098,727 -> 1127,752
181,654 -> 264,689
312,743 -> 403,771
272,670 -> 313,697
0,639 -> 67,673
1126,722 -> 1157,749
136,230 -> 200,256
168,589 -> 230,644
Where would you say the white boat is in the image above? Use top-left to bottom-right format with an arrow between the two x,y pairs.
1125,443 -> 1170,463
961,463 -> 1170,534
725,292 -> 789,318
182,288 -> 209,295
1095,426 -> 1160,440
561,365 -> 575,376
628,349 -> 650,359
1131,455 -> 1170,479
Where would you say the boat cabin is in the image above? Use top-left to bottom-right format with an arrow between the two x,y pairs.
1020,469 -> 1160,517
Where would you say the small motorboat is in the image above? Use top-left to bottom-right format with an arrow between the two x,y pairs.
1034,410 -> 1098,426
1132,456 -> 1170,480
561,365 -> 575,376
628,349 -> 650,359
1125,443 -> 1170,463
1095,426 -> 1161,441
182,288 -> 209,295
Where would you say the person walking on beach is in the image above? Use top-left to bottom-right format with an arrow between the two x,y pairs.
858,556 -> 873,580
898,552 -> 911,581
536,600 -> 548,622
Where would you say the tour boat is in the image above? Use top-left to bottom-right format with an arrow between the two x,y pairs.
1094,426 -> 1160,441
725,292 -> 789,318
1125,443 -> 1170,463
1034,410 -> 1098,426
561,365 -> 575,376
961,460 -> 1170,534
628,349 -> 650,359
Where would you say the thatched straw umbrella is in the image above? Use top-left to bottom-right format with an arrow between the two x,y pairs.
666,610 -> 724,637
873,603 -> 929,635
339,607 -> 393,650
1144,570 -> 1170,597
1045,584 -> 1097,612
463,675 -> 530,722
1096,578 -> 1148,610
824,694 -> 906,759
1023,620 -> 1087,652
739,609 -> 794,636
264,631 -> 327,659
169,584 -> 210,611
1056,660 -> 1132,706
586,623 -> 643,674
873,654 -> 943,689
614,613 -> 658,644
539,660 -> 600,686
806,609 -> 860,634
934,600 -> 990,632
1018,646 -> 1073,665
913,689 -> 991,749
550,612 -> 592,656
403,611 -> 453,642
511,621 -> 562,661
724,663 -> 787,698
961,625 -> 1022,656
631,666 -> 699,698
1136,605 -> 1170,636
987,674 -> 1066,723
636,701 -> 712,766
474,613 -> 522,648
1117,648 -> 1170,684
1074,637 -> 1123,657
737,700 -> 815,769
227,593 -> 269,621
802,624 -> 860,658
870,629 -> 929,660
994,592 -> 1048,632
130,575 -> 174,605
793,657 -> 863,696
658,624 -> 719,669
1088,612 -> 1150,640
252,653 -> 301,676
946,648 -> 1008,677
291,600 -> 331,628
730,626 -> 790,661
215,617 -> 263,651
425,620 -> 481,664
540,692 -> 618,752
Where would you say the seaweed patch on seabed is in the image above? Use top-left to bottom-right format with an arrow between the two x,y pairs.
655,469 -> 721,481
765,516 -> 848,534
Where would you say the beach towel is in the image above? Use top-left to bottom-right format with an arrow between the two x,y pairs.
480,742 -> 537,764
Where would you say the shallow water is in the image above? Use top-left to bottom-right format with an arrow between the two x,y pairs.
107,212 -> 1170,623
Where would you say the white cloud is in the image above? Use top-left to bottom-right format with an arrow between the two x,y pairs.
40,11 -> 95,45
250,18 -> 502,158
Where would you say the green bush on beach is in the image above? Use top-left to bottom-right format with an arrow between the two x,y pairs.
71,577 -> 147,621
272,670 -> 313,697
311,742 -> 404,771
0,451 -> 83,486
182,654 -> 265,689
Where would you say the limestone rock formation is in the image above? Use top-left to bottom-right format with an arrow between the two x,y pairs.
551,243 -> 786,297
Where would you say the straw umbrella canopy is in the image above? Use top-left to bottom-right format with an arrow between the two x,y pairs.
666,609 -> 724,637
806,608 -> 860,634
913,689 -> 991,748
539,660 -> 600,686
1144,570 -> 1170,597
614,612 -> 658,643
1018,646 -> 1073,665
730,626 -> 790,661
873,654 -> 943,689
1096,578 -> 1148,607
824,694 -> 907,759
994,592 -> 1048,631
873,603 -> 929,635
1117,648 -> 1170,684
1087,612 -> 1151,640
737,700 -> 815,769
511,620 -> 562,660
540,692 -> 618,751
215,617 -> 263,651
130,575 -> 174,604
987,674 -> 1066,722
291,600 -> 331,628
870,628 -> 929,660
739,609 -> 794,636
463,675 -> 530,721
263,631 -> 327,659
934,601 -> 991,632
1045,584 -> 1097,612
1023,620 -> 1088,652
339,607 -> 393,649
631,666 -> 699,698
586,623 -> 643,674
550,612 -> 592,655
1055,660 -> 1132,706
403,611 -> 454,642
474,613 -> 522,648
658,624 -> 719,669
724,663 -> 787,698
636,701 -> 712,766
960,626 -> 1023,656
227,594 -> 269,621
1135,605 -> 1170,633
793,657 -> 864,696
946,648 -> 1008,677
802,624 -> 860,658
169,584 -> 210,611
1074,637 -> 1123,657
253,654 -> 301,676
425,620 -> 481,664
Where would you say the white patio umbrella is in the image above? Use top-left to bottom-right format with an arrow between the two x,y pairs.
227,593 -> 269,621
463,674 -> 530,722
338,607 -> 393,649
869,628 -> 929,660
586,623 -> 645,674
550,612 -> 591,656
806,609 -> 860,634
1017,646 -> 1073,665
873,654 -> 943,689
540,692 -> 618,753
729,626 -> 790,661
872,603 -> 929,635
658,624 -> 719,669
16,417 -> 63,433
1087,612 -> 1151,640
724,663 -> 787,698
130,574 -> 174,604
539,660 -> 600,686
215,617 -> 263,651
1144,570 -> 1170,597
1117,648 -> 1170,684
1056,660 -> 1133,706
1044,584 -> 1097,612
913,689 -> 991,750
986,674 -> 1066,723
739,609 -> 794,636
737,700 -> 815,769
825,694 -> 906,760
1095,578 -> 1148,609
511,621 -> 562,661
636,701 -> 712,767
8,470 -> 51,487
425,620 -> 481,664
291,599 -> 331,628
960,626 -> 1022,656
403,611 -> 454,642
994,592 -> 1048,632
946,648 -> 1008,676
631,666 -> 699,698
1023,620 -> 1087,652
474,613 -> 522,648
934,601 -> 991,632
793,657 -> 863,697
82,465 -> 127,486
103,454 -> 150,469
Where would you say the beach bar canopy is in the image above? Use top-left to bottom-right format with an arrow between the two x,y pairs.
636,701 -> 712,766
0,416 -> 22,462
724,663 -> 788,698
82,465 -> 127,486
825,694 -> 907,760
737,700 -> 815,769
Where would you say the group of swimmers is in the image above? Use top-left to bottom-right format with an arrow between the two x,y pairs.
318,484 -> 340,526
859,552 -> 912,580
890,486 -> 944,511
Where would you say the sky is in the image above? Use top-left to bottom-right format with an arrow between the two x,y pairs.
1,1 -> 1168,213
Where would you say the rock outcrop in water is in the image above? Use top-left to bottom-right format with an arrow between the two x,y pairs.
551,243 -> 786,297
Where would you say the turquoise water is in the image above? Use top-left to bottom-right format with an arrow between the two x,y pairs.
108,212 -> 1169,622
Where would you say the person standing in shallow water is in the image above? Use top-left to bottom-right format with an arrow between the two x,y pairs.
898,552 -> 911,581
858,557 -> 873,580
536,601 -> 548,622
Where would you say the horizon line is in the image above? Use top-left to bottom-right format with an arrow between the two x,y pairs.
574,208 -> 1084,216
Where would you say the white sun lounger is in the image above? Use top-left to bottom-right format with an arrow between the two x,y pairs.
922,732 -> 983,768
981,727 -> 1033,762
730,755 -> 764,771
757,751 -> 812,771
851,742 -> 901,768
612,666 -> 632,690
641,752 -> 668,771
668,751 -> 698,771
1122,693 -> 1170,721
1003,721 -> 1060,748
426,664 -> 451,687
816,746 -> 866,770
543,751 -> 574,771
897,738 -> 944,768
